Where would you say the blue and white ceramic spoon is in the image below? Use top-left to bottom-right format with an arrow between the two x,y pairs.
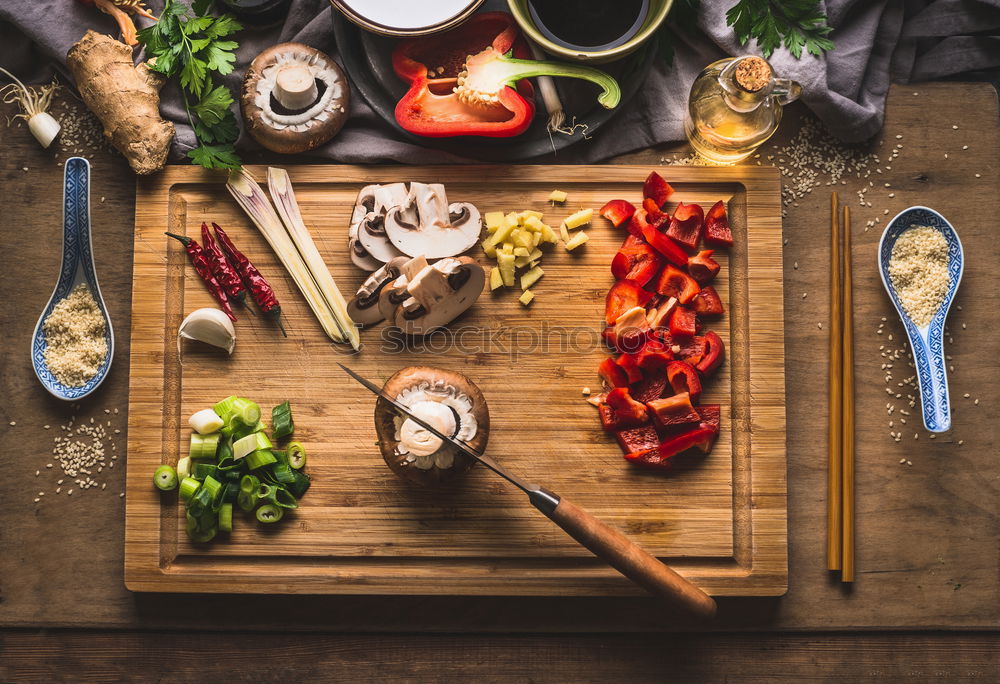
878,206 -> 963,433
30,157 -> 115,400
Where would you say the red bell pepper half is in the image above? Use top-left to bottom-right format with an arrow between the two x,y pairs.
643,172 -> 674,207
666,360 -> 702,403
392,12 -> 620,138
690,285 -> 724,316
668,306 -> 697,337
599,199 -> 636,229
598,387 -> 649,431
615,424 -> 660,455
646,392 -> 701,429
704,200 -> 733,248
687,250 -> 720,284
598,357 -> 630,388
610,235 -> 662,287
696,330 -> 726,376
665,202 -> 704,250
605,279 -> 654,325
635,212 -> 688,267
654,263 -> 700,304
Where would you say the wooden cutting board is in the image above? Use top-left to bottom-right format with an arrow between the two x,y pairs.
125,164 -> 787,596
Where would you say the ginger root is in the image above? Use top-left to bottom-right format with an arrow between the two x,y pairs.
67,30 -> 174,175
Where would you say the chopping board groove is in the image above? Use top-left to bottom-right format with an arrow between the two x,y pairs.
125,165 -> 787,596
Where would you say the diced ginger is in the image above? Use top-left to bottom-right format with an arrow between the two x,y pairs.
513,229 -> 534,249
559,223 -> 570,243
519,289 -> 535,306
482,240 -> 497,258
515,247 -> 543,268
489,266 -> 504,291
498,252 -> 516,288
549,190 -> 568,203
501,241 -> 514,254
563,208 -> 593,229
484,219 -> 516,247
564,230 -> 589,251
513,246 -> 530,257
523,215 -> 546,232
520,265 -> 544,291
539,223 -> 558,243
519,210 -> 544,220
530,230 -> 542,249
484,211 -> 505,231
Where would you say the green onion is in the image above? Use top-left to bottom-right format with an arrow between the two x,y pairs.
153,465 -> 178,491
234,431 -> 272,460
214,396 -> 261,428
230,419 -> 267,441
218,503 -> 233,532
189,432 -> 221,460
286,441 -> 306,470
193,462 -> 218,481
237,490 -> 256,512
201,475 -> 222,499
255,504 -> 284,523
188,486 -> 214,518
222,481 -> 240,504
246,449 -> 277,470
271,462 -> 296,486
176,456 -> 192,479
216,456 -> 240,473
179,476 -> 200,501
266,485 -> 299,509
287,469 -> 311,499
216,437 -> 233,463
270,449 -> 288,466
271,401 -> 294,439
240,474 -> 260,494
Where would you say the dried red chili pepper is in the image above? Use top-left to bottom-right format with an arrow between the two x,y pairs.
211,223 -> 286,336
200,223 -> 247,307
165,232 -> 236,321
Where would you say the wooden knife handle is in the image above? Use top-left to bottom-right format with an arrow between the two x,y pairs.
540,494 -> 717,619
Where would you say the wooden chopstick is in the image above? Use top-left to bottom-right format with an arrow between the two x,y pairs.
841,205 -> 855,582
827,193 -> 843,571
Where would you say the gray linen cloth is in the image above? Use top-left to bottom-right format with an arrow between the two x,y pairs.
1,0 -> 998,163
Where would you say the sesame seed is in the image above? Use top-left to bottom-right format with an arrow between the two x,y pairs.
975,174 -> 981,178
817,322 -> 823,329
952,125 -> 958,130
974,399 -> 979,405
958,440 -> 964,446
8,421 -> 15,426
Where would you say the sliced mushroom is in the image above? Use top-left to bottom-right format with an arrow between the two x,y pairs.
241,43 -> 350,154
348,185 -> 383,270
375,366 -> 490,486
393,257 -> 485,336
348,183 -> 407,268
347,256 -> 409,326
384,183 -> 482,259
377,255 -> 429,322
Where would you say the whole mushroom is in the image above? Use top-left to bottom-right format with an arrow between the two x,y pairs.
375,366 -> 490,486
241,43 -> 350,154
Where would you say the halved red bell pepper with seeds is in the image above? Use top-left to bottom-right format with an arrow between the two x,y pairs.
687,250 -> 720,284
696,330 -> 726,376
665,202 -> 704,250
615,424 -> 660,456
642,198 -> 669,226
654,264 -> 700,304
598,357 -> 630,388
666,360 -> 702,403
605,279 -> 654,325
673,335 -> 706,366
599,199 -> 636,229
668,306 -> 697,337
704,200 -> 733,248
690,285 -> 724,316
643,171 -> 675,207
392,12 -> 620,138
598,387 -> 649,431
610,235 -> 662,286
635,212 -> 688,267
647,392 -> 701,429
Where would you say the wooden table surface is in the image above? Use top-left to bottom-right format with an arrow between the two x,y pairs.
1,82 -> 998,676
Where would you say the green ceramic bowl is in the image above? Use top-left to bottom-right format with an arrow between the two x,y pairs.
507,0 -> 673,63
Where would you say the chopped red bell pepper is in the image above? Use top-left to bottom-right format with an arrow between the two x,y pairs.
646,296 -> 677,331
601,325 -> 619,351
634,337 -> 671,369
598,387 -> 649,431
635,212 -> 688,267
696,404 -> 721,434
605,279 -> 654,325
610,235 -> 662,287
647,392 -> 701,429
599,199 -> 636,229
615,352 -> 644,384
704,200 -> 733,248
642,197 -> 669,226
642,171 -> 674,207
623,447 -> 672,469
666,360 -> 702,403
668,306 -> 697,337
690,285 -> 724,316
687,249 -> 720,284
672,335 -> 706,366
598,357 -> 630,388
654,264 -> 700,304
696,330 -> 726,376
665,202 -> 704,250
631,372 -> 667,403
662,426 -> 719,458
614,424 -> 659,456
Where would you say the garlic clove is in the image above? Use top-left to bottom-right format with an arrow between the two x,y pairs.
177,307 -> 236,357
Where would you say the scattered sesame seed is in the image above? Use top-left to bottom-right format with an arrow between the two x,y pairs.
899,458 -> 906,464
963,393 -> 970,398
793,261 -> 799,269
975,173 -> 981,178
817,322 -> 823,329
8,421 -> 15,426
974,399 -> 979,405
958,440 -> 964,446
962,145 -> 968,150
952,125 -> 958,130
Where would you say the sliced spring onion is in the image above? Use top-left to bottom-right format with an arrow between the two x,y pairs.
286,441 -> 306,470
214,396 -> 261,427
201,475 -> 222,499
189,433 -> 221,461
176,456 -> 192,480
179,476 -> 200,501
188,408 -> 224,435
228,168 -> 354,346
255,504 -> 284,523
188,486 -> 214,518
218,503 -> 233,532
256,483 -> 274,500
193,463 -> 218,481
230,419 -> 267,442
237,490 -> 256,512
216,437 -> 233,463
266,485 -> 299,509
271,462 -> 296,486
271,400 -> 294,439
288,469 -> 311,499
233,431 -> 272,460
222,481 -> 240,504
153,465 -> 178,491
267,167 -> 360,350
216,456 -> 240,473
246,449 -> 277,470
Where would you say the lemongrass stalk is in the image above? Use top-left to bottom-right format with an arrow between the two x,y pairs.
266,167 -> 360,350
227,168 -> 345,343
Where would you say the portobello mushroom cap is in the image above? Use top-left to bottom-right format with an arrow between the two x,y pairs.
241,43 -> 349,155
375,366 -> 490,486
384,182 -> 482,259
347,256 -> 409,326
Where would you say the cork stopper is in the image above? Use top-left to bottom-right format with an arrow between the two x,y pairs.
734,57 -> 771,92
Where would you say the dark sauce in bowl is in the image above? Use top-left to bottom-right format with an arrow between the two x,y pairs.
528,0 -> 649,51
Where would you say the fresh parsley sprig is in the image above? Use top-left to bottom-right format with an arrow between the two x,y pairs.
138,0 -> 243,170
726,0 -> 834,59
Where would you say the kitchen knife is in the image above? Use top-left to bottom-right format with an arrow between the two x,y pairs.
340,364 -> 717,619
